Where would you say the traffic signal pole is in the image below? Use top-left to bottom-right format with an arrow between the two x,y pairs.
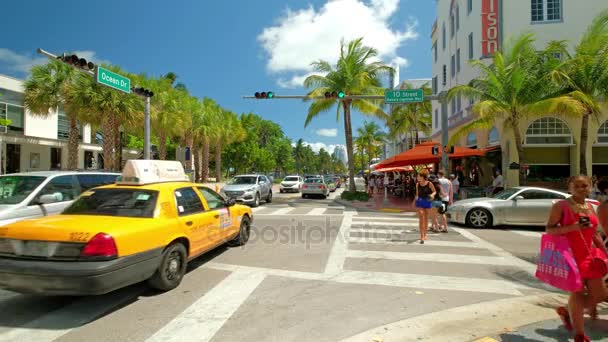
144,96 -> 151,160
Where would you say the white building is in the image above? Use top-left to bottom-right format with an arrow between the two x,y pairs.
430,0 -> 608,185
332,145 -> 347,164
0,74 -> 139,173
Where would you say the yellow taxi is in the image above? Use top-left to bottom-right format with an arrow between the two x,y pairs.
0,160 -> 253,295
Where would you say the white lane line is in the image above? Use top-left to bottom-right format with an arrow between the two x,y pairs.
354,215 -> 417,221
350,228 -> 404,234
203,263 -> 525,295
0,285 -> 144,342
327,206 -> 346,210
346,250 -> 522,266
307,207 -> 328,215
452,228 -> 537,275
352,220 -> 418,226
347,237 -> 487,249
324,212 -> 353,275
267,207 -> 295,215
147,270 -> 266,342
509,230 -> 542,238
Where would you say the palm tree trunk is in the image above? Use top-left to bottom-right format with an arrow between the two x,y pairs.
512,120 -> 525,185
101,116 -> 114,171
158,131 -> 167,160
367,145 -> 372,170
215,141 -> 222,182
193,145 -> 200,182
343,101 -> 356,192
113,119 -> 121,171
67,117 -> 80,170
201,138 -> 210,182
580,112 -> 590,175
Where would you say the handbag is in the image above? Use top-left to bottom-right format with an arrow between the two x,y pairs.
578,230 -> 608,277
535,233 -> 583,292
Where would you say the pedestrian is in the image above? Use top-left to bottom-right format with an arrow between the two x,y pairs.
414,169 -> 436,244
437,171 -> 452,232
428,174 -> 446,232
375,175 -> 382,193
591,175 -> 600,200
367,175 -> 374,195
449,174 -> 460,201
547,176 -> 608,342
491,170 -> 504,195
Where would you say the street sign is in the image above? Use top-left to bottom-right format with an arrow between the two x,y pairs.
384,89 -> 424,103
96,66 -> 131,93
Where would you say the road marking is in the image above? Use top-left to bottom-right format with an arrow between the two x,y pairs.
348,237 -> 487,249
351,220 -> 418,226
307,207 -> 328,215
353,216 -> 417,221
324,212 -> 353,275
508,230 -> 542,238
0,285 -> 145,342
350,228 -> 404,235
146,270 -> 266,342
251,207 -> 265,213
346,250 -> 523,266
269,207 -> 295,215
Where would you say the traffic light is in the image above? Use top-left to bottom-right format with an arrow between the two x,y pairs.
324,91 -> 345,99
254,91 -> 274,99
57,53 -> 95,71
444,145 -> 455,154
132,87 -> 154,97
432,146 -> 439,155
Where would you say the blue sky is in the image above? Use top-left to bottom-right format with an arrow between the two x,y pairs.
0,0 -> 435,154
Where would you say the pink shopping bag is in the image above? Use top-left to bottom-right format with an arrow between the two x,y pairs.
535,233 -> 583,292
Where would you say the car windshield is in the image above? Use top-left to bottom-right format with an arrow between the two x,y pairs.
305,178 -> 323,184
229,177 -> 257,185
492,188 -> 520,200
284,177 -> 299,182
0,175 -> 47,205
62,189 -> 159,218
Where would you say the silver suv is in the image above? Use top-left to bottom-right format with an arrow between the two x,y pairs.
0,171 -> 120,226
220,174 -> 273,207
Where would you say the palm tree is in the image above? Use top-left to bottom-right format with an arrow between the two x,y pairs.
552,10 -> 608,175
356,121 -> 385,168
195,97 -> 220,182
447,33 -> 585,184
23,60 -> 87,170
304,38 -> 394,191
354,135 -> 367,175
213,109 -> 245,182
294,139 -> 306,174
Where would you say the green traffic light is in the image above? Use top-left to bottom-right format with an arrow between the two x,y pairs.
338,91 -> 345,98
267,91 -> 274,98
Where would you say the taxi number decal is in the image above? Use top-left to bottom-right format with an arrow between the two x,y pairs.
70,232 -> 91,242
0,227 -> 7,237
219,209 -> 232,229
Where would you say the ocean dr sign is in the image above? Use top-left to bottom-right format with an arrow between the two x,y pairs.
482,0 -> 499,56
96,66 -> 131,94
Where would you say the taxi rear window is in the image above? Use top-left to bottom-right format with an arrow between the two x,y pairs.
62,189 -> 159,218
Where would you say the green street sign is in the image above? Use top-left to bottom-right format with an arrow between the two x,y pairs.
384,89 -> 424,103
96,66 -> 131,94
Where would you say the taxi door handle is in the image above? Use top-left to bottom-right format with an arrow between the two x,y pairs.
185,221 -> 193,226
214,214 -> 220,219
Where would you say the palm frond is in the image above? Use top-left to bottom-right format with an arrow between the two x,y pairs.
305,100 -> 335,127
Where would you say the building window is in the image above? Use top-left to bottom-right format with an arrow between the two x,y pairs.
597,121 -> 608,144
57,106 -> 82,140
468,33 -> 474,59
450,13 -> 455,38
532,0 -> 562,23
466,133 -> 477,147
451,55 -> 455,78
488,127 -> 500,145
442,23 -> 446,50
457,94 -> 462,112
468,0 -> 473,14
6,104 -> 24,133
451,98 -> 456,115
434,109 -> 439,128
433,42 -> 438,62
432,76 -> 438,95
456,49 -> 461,72
525,117 -> 573,145
442,65 -> 447,85
456,6 -> 460,31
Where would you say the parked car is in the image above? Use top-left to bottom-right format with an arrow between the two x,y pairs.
301,177 -> 329,199
332,177 -> 342,188
220,174 -> 273,207
0,171 -> 120,226
324,176 -> 337,192
447,186 -> 599,228
280,175 -> 302,193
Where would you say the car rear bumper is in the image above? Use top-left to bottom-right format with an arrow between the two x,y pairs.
302,189 -> 328,195
280,185 -> 300,192
0,248 -> 162,296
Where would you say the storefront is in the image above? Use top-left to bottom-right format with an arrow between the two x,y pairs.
592,120 -> 608,177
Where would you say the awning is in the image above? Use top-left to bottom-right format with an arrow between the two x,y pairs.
376,141 -> 485,168
485,145 -> 501,152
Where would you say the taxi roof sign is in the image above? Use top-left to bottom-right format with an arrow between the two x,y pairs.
117,160 -> 188,185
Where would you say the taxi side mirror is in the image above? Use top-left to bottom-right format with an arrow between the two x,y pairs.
225,198 -> 236,207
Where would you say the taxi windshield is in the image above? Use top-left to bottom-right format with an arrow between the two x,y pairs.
229,176 -> 257,185
0,175 -> 47,205
62,189 -> 159,218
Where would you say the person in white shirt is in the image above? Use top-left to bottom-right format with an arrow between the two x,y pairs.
449,174 -> 459,201
437,170 -> 452,232
491,170 -> 504,195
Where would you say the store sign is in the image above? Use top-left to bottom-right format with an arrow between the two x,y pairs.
481,0 -> 499,56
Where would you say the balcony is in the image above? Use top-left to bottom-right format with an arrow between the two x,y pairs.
448,105 -> 475,129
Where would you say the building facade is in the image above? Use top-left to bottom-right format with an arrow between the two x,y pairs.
0,74 -> 139,174
431,0 -> 608,187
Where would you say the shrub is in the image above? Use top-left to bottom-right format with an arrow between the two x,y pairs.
341,191 -> 369,202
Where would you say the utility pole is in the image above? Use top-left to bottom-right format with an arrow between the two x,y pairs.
144,96 -> 151,159
440,96 -> 449,173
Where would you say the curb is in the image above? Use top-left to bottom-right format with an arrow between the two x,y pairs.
338,293 -> 568,342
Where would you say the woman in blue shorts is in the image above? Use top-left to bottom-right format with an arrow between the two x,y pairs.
414,169 -> 436,244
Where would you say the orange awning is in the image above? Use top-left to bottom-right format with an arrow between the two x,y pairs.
376,141 -> 485,169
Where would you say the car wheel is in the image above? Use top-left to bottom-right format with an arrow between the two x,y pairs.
280,189 -> 284,193
302,194 -> 307,199
148,243 -> 188,291
228,216 -> 251,247
252,193 -> 260,207
466,208 -> 492,228
266,190 -> 273,203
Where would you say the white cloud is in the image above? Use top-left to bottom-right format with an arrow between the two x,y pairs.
0,48 -> 110,76
316,128 -> 338,137
258,0 -> 418,88
302,141 -> 345,154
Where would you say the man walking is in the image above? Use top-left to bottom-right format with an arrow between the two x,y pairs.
492,170 -> 504,195
437,170 -> 452,232
449,174 -> 459,201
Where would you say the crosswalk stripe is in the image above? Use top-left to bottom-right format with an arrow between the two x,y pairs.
348,237 -> 486,249
350,228 -> 404,234
325,212 -> 353,275
146,270 -> 266,342
346,250 -> 520,266
308,207 -> 328,215
508,230 -> 543,237
251,207 -> 265,213
352,220 -> 418,226
354,215 -> 417,221
269,207 -> 295,215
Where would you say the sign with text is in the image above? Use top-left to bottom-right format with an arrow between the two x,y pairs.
384,89 -> 424,104
481,0 -> 499,56
96,66 -> 131,94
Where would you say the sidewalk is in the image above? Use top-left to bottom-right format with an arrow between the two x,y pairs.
336,190 -> 416,213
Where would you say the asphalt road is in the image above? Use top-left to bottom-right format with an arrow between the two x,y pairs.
0,190 -> 560,342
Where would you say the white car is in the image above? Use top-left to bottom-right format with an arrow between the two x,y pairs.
280,176 -> 302,193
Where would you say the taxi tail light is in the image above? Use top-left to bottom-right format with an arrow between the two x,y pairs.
81,233 -> 118,259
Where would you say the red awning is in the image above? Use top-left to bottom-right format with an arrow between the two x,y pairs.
485,145 -> 501,152
376,141 -> 485,168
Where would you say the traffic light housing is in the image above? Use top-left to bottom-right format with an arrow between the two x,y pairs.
255,91 -> 274,99
132,87 -> 154,97
432,146 -> 439,155
324,91 -> 345,99
432,145 -> 454,155
57,53 -> 95,71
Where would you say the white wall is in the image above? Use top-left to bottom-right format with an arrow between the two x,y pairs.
20,144 -> 51,172
0,75 -> 23,93
24,108 -> 58,139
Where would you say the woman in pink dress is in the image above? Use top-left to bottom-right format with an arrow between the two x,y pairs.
546,176 -> 608,342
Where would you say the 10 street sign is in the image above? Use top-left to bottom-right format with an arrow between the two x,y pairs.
96,66 -> 131,94
384,89 -> 424,104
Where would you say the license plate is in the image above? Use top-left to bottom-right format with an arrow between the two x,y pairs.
21,241 -> 50,257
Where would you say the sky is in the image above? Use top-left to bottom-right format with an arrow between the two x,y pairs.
0,0 -> 435,155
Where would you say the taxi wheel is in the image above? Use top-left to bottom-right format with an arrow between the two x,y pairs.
148,243 -> 188,291
266,191 -> 273,203
229,216 -> 251,247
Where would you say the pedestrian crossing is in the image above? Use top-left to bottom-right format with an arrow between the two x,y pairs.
251,205 -> 355,216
